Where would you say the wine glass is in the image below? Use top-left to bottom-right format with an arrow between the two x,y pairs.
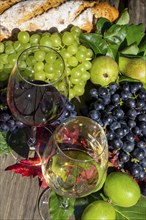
39,116 -> 108,219
7,46 -> 69,156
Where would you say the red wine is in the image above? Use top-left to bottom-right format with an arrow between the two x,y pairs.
7,79 -> 64,126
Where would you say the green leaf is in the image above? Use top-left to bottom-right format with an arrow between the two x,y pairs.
95,18 -> 111,33
114,196 -> 146,220
116,9 -> 130,25
80,33 -> 107,55
50,191 -> 75,220
126,24 -> 145,46
106,44 -> 119,60
104,24 -> 127,45
0,132 -> 11,155
120,44 -> 139,55
118,75 -> 142,83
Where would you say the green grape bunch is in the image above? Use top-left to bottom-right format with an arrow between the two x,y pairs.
0,26 -> 94,99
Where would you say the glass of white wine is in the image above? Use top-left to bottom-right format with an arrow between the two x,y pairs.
39,116 -> 108,219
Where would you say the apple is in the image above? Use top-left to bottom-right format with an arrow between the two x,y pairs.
90,56 -> 119,86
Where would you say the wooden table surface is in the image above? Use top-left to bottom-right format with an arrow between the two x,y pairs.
0,154 -> 44,220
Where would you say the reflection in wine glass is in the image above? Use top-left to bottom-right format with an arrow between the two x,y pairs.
39,116 -> 108,219
7,46 -> 69,155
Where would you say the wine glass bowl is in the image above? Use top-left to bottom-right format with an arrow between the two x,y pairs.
42,116 -> 108,198
7,46 -> 68,127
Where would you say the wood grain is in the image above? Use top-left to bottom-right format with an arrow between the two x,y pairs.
0,155 -> 43,220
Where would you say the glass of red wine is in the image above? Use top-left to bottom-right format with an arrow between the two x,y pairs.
38,116 -> 108,219
7,46 -> 69,156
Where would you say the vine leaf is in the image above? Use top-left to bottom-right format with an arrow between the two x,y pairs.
114,196 -> 146,220
50,190 -> 75,220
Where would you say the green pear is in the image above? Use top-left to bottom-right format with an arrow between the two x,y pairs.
124,59 -> 146,83
119,56 -> 131,73
90,56 -> 119,86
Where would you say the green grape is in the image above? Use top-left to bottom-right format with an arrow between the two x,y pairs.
62,32 -> 74,46
83,60 -> 92,70
42,32 -> 51,37
8,53 -> 18,65
0,54 -> 8,64
66,67 -> 71,76
77,64 -> 86,72
19,61 -> 27,69
68,56 -> 78,67
34,71 -> 46,81
71,77 -> 80,84
67,43 -> 78,55
69,88 -> 75,100
45,72 -> 54,80
81,71 -> 90,81
23,43 -> 31,49
55,58 -> 64,69
34,61 -> 44,72
50,33 -> 62,47
70,26 -> 81,36
76,50 -> 86,62
86,48 -> 94,58
0,42 -> 4,53
18,31 -> 30,44
79,45 -> 87,52
30,34 -> 41,44
24,67 -> 34,79
73,84 -> 84,96
44,63 -> 55,73
60,48 -> 71,60
71,67 -> 82,78
4,40 -> 13,46
13,41 -> 22,51
26,56 -> 36,66
57,81 -> 66,91
40,36 -> 52,47
34,50 -> 45,61
45,52 -> 57,63
5,45 -> 15,54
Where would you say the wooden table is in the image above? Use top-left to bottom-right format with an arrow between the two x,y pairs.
0,154 -> 43,220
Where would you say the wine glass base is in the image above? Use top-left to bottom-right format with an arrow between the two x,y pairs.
38,188 -> 89,220
7,126 -> 52,162
38,188 -> 51,220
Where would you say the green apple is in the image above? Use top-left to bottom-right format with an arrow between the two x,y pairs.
103,172 -> 141,207
124,59 -> 146,83
90,56 -> 119,86
81,200 -> 116,220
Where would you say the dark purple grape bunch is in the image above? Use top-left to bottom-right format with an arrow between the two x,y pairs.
50,95 -> 77,128
81,81 -> 146,183
0,91 -> 24,133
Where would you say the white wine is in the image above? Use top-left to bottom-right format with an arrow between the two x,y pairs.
42,149 -> 106,198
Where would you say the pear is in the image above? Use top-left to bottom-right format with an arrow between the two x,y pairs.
124,59 -> 146,83
119,56 -> 131,73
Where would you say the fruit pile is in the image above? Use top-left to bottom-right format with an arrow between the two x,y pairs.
81,172 -> 142,220
0,27 -> 93,99
81,81 -> 146,182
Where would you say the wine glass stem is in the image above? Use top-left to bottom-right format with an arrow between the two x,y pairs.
27,126 -> 37,151
60,197 -> 70,209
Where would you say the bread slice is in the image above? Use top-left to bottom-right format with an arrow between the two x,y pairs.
0,0 -> 119,41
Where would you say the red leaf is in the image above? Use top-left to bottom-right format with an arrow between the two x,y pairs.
5,157 -> 48,188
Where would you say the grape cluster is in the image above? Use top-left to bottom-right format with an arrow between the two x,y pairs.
81,82 -> 146,182
0,91 -> 24,132
0,27 -> 93,99
50,96 -> 77,128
